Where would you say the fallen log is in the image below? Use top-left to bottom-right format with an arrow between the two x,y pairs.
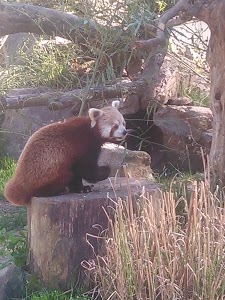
0,79 -> 145,113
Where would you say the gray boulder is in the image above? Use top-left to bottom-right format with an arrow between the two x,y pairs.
1,88 -> 73,159
99,143 -> 154,180
0,264 -> 27,300
153,105 -> 212,172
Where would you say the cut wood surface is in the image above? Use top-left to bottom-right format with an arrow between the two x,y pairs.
27,177 -> 160,290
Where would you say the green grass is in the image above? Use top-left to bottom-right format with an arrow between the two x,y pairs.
0,156 -> 16,196
178,79 -> 209,106
0,154 -> 27,269
25,290 -> 89,300
156,169 -> 204,193
0,40 -> 82,93
0,226 -> 28,267
186,85 -> 209,106
0,208 -> 27,268
0,208 -> 27,231
23,276 -> 91,300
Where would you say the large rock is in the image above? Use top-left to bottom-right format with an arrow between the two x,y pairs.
99,143 -> 153,180
0,264 -> 27,300
2,107 -> 73,159
153,105 -> 212,172
1,88 -> 73,159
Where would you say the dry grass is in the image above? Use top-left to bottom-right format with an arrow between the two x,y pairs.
92,181 -> 225,299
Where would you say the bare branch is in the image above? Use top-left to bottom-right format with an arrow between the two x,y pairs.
167,15 -> 193,28
132,0 -> 195,51
0,2 -> 99,43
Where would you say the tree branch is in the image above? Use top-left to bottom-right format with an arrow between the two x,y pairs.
167,15 -> 193,28
132,0 -> 203,51
0,2 -> 99,43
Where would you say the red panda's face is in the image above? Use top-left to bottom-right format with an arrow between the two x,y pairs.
89,101 -> 127,142
99,111 -> 127,142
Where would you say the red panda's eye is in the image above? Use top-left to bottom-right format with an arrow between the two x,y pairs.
114,124 -> 119,130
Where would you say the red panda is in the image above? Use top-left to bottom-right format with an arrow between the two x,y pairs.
4,101 -> 127,206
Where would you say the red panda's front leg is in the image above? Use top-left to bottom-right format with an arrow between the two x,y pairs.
69,151 -> 110,193
82,165 -> 110,183
68,174 -> 93,193
68,178 -> 92,193
96,165 -> 111,181
78,149 -> 111,184
69,165 -> 110,193
68,163 -> 92,193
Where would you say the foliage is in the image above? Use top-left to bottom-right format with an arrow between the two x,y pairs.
0,35 -> 122,93
19,0 -> 175,15
0,213 -> 27,267
178,80 -> 209,106
21,274 -> 90,300
0,155 -> 27,268
0,0 -> 209,109
0,226 -> 28,267
0,40 -> 82,92
0,0 -> 175,95
93,180 -> 225,299
0,156 -> 16,195
0,208 -> 27,268
186,85 -> 209,106
156,169 -> 204,192
0,208 -> 27,231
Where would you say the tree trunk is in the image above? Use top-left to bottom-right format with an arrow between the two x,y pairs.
27,178 -> 159,290
208,1 -> 225,186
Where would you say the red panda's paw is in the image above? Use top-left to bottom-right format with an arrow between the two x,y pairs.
80,185 -> 93,193
68,183 -> 93,193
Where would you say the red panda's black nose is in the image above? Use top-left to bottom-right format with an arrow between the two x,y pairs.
123,129 -> 127,136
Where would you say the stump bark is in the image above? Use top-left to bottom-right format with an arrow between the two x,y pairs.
27,177 -> 159,290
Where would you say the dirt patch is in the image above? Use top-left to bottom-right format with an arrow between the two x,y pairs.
0,197 -> 20,215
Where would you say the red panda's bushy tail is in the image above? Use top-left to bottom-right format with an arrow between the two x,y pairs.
4,179 -> 31,206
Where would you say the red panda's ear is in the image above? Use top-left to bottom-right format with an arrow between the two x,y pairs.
112,100 -> 120,110
88,108 -> 104,128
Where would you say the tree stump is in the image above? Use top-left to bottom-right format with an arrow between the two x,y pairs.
27,177 -> 160,290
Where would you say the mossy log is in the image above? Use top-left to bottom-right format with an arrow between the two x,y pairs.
27,177 -> 160,290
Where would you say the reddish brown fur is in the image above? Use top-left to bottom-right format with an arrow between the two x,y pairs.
4,116 -> 109,206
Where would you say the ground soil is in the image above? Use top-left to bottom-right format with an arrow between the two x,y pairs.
0,197 -> 19,215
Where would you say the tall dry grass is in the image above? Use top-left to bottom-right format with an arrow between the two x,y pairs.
92,181 -> 225,299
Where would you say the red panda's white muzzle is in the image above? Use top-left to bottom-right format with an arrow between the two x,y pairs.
112,125 -> 127,141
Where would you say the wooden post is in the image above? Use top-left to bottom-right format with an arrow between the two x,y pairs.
27,178 -> 159,290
